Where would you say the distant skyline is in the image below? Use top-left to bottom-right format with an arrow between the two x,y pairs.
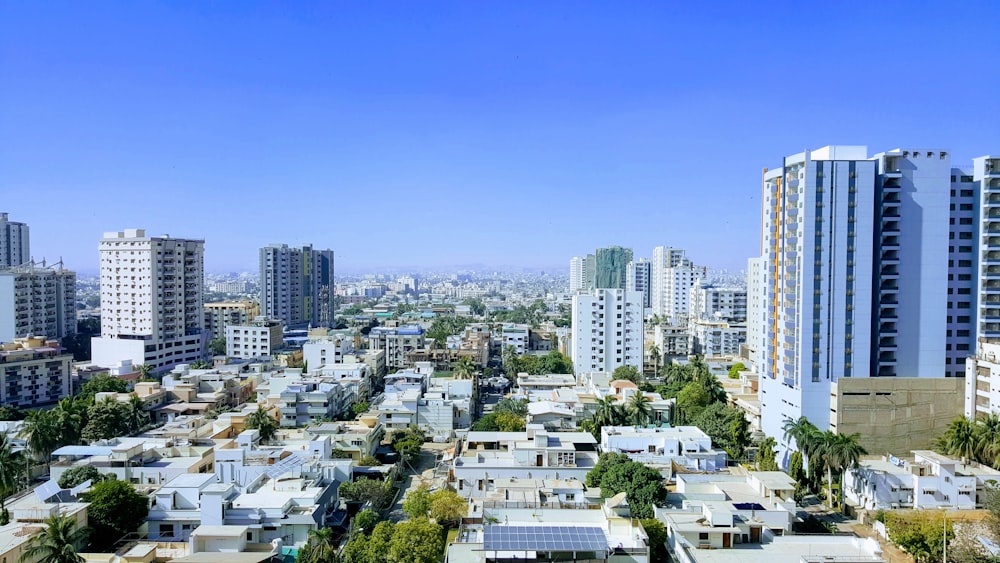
2,2 -> 998,274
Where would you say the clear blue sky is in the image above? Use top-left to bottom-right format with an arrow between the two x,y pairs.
2,2 -> 998,274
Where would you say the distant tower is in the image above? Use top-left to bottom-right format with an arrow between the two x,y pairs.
0,212 -> 30,268
259,244 -> 335,328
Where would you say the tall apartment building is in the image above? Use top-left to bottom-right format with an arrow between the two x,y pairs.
689,281 -> 747,323
0,262 -> 76,343
660,263 -> 707,324
594,246 -> 633,289
745,257 -> 767,370
964,156 -> 1000,419
626,258 -> 652,309
259,244 -> 335,328
571,288 -> 644,373
754,146 -> 975,459
0,213 -> 30,268
569,256 -> 590,292
91,229 -> 206,372
651,246 -> 695,319
204,300 -> 260,340
0,337 -> 73,407
226,317 -> 283,359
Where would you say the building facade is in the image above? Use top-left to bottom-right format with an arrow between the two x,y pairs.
571,288 -> 644,373
204,300 -> 260,341
754,146 -> 975,465
0,337 -> 73,407
226,318 -> 283,359
651,246 -> 689,318
0,262 -> 76,343
259,244 -> 335,328
594,246 -> 633,290
91,229 -> 206,371
689,282 -> 746,323
0,212 -> 29,268
626,258 -> 652,309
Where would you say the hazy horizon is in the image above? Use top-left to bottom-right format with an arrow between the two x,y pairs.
3,2 -> 997,275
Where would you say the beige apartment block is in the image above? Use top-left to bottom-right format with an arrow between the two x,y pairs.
830,377 -> 964,454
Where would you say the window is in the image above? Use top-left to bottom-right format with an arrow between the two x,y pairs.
699,533 -> 709,540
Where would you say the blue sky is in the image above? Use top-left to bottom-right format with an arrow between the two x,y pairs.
2,2 -> 998,274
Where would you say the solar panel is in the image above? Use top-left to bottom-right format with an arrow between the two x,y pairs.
69,479 -> 93,497
34,480 -> 63,502
483,526 -> 607,552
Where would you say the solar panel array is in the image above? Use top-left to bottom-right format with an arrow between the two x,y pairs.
483,526 -> 607,552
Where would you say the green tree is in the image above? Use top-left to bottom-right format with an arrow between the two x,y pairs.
452,357 -> 476,380
353,508 -> 380,535
57,466 -> 110,489
585,453 -> 665,518
471,413 -> 501,431
884,511 -> 953,563
402,485 -> 432,519
428,489 -> 467,528
53,397 -> 87,448
19,515 -> 91,563
391,427 -> 425,467
626,392 -> 653,427
78,374 -> 129,401
20,409 -> 62,469
463,298 -> 486,317
937,417 -> 979,463
640,519 -> 668,560
647,345 -> 661,378
494,412 -> 526,432
135,364 -> 153,381
782,416 -> 820,478
493,398 -> 528,417
126,395 -> 149,434
387,517 -> 444,563
0,405 -> 27,421
339,479 -> 394,509
675,381 -> 711,424
344,521 -> 393,563
729,409 -> 751,460
83,480 -> 150,551
727,362 -> 747,379
612,365 -> 642,385
0,435 -> 25,521
81,399 -> 132,443
819,431 -> 867,510
539,350 -> 573,374
209,337 -> 227,356
351,401 -> 370,417
757,437 -> 779,471
245,405 -> 278,442
297,527 -> 340,563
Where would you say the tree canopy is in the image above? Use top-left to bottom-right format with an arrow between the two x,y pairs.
612,365 -> 642,385
57,465 -> 111,489
83,479 -> 150,550
387,517 -> 444,563
585,453 -> 665,518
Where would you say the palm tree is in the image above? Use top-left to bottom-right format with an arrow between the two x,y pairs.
19,515 -> 91,563
136,363 -> 153,380
53,398 -> 85,447
938,417 -> 978,463
298,526 -> 339,563
245,405 -> 278,442
782,416 -> 819,478
453,357 -> 475,380
826,432 -> 867,510
626,393 -> 653,427
20,409 -> 61,472
648,344 -> 661,378
0,434 -> 25,519
976,414 -> 1000,466
126,395 -> 148,434
593,396 -> 626,428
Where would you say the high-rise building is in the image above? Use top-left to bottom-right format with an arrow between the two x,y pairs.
661,263 -> 707,324
0,261 -> 76,343
745,257 -> 767,371
0,337 -> 73,407
571,288 -> 644,373
204,300 -> 261,341
965,156 -> 1000,419
651,246 -> 691,318
594,246 -> 633,289
91,229 -> 206,371
569,256 -> 589,292
259,244 -> 335,328
626,258 -> 652,309
688,281 -> 746,323
0,212 -> 30,268
754,146 -> 975,460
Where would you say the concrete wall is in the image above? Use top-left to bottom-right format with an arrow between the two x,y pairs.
831,377 -> 964,454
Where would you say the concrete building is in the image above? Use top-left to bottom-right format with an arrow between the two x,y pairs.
571,289 -> 644,374
499,323 -> 530,355
452,426 -> 600,488
50,437 -> 214,487
689,282 -> 746,323
0,212 -> 29,268
91,229 -> 206,372
0,261 -> 76,343
626,257 -> 652,309
203,300 -> 260,341
302,334 -> 353,369
226,317 -> 283,359
745,257 -> 767,371
846,450 -> 1000,511
967,339 -> 1000,419
368,324 -> 425,370
0,337 -> 72,407
600,426 -> 727,475
258,373 -> 346,427
653,323 -> 690,358
594,246 -> 633,290
569,255 -> 590,292
754,147 -> 973,464
307,419 -> 385,461
689,320 -> 745,358
660,263 -> 707,325
651,246 -> 689,318
259,244 -> 335,328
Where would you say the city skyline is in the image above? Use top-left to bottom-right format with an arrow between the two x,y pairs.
3,3 -> 997,273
